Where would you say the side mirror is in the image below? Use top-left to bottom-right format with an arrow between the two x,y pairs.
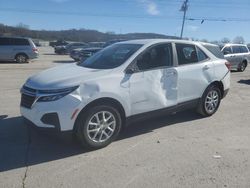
125,64 -> 139,74
125,67 -> 135,74
223,51 -> 230,55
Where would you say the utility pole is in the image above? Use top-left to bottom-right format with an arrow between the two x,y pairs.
180,0 -> 188,39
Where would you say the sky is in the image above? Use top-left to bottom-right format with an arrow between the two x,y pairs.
0,0 -> 250,42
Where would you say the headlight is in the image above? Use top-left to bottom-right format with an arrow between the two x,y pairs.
37,86 -> 79,102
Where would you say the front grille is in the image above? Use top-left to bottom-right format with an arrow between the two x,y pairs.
21,94 -> 36,109
20,86 -> 37,109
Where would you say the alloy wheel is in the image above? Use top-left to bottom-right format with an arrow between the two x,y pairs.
240,63 -> 246,71
16,55 -> 27,63
86,111 -> 116,143
205,90 -> 219,114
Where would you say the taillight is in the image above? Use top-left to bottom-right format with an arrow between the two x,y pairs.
225,61 -> 231,70
33,48 -> 38,52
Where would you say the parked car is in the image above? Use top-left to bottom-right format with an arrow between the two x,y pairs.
88,42 -> 105,48
221,44 -> 250,72
20,39 -> 230,149
49,40 -> 68,47
0,36 -> 38,63
54,42 -> 88,54
70,47 -> 102,61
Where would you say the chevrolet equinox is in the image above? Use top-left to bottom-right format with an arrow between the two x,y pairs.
20,39 -> 230,149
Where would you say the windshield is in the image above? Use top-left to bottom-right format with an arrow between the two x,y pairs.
78,43 -> 142,69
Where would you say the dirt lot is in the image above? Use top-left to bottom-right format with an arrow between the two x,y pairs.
0,47 -> 250,188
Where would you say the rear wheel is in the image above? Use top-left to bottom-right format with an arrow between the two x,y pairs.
15,54 -> 28,63
197,85 -> 221,117
238,61 -> 247,72
76,105 -> 122,149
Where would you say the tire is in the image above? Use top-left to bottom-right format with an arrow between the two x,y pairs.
197,85 -> 221,117
238,61 -> 247,72
15,54 -> 28,63
76,105 -> 122,149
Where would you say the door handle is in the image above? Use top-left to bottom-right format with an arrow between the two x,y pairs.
203,65 -> 210,70
166,71 -> 176,76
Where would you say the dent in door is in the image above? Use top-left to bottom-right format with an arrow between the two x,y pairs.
130,69 -> 177,115
144,69 -> 177,107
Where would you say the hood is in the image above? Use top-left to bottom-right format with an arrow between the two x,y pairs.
25,63 -> 112,90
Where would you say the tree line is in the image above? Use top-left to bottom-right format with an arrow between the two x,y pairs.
0,23 -> 249,47
0,23 -> 178,42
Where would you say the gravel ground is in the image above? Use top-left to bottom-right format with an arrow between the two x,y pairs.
0,46 -> 250,188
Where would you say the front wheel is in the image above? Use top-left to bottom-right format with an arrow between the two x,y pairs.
76,105 -> 122,149
197,85 -> 221,117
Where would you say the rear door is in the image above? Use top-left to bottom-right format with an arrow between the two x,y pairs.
174,43 -> 214,103
230,46 -> 243,68
0,37 -> 13,60
128,43 -> 178,115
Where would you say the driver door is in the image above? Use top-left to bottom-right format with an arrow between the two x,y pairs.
127,43 -> 178,115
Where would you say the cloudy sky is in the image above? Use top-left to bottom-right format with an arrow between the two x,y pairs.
0,0 -> 249,42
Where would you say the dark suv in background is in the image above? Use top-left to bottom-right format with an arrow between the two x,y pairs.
0,36 -> 38,63
54,42 -> 88,54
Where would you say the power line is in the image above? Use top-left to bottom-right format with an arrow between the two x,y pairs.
187,17 -> 250,22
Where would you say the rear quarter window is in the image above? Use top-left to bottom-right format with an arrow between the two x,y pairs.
197,47 -> 209,61
203,44 -> 225,59
240,46 -> 249,53
12,38 -> 30,46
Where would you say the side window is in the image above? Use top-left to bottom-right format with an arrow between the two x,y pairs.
13,38 -> 29,46
232,46 -> 241,54
0,38 -> 11,45
240,46 -> 248,53
136,43 -> 173,71
222,47 -> 232,55
176,43 -> 198,65
197,47 -> 208,62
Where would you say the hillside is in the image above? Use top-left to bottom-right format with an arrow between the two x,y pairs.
0,23 -> 179,42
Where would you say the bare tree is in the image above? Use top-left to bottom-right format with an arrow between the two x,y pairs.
16,22 -> 30,30
221,37 -> 230,44
233,36 -> 245,44
211,40 -> 219,45
200,39 -> 208,42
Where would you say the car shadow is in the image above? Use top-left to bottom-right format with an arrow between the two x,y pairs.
0,61 -> 24,64
238,79 -> 250,85
43,53 -> 61,55
53,60 -> 75,64
0,110 -> 202,172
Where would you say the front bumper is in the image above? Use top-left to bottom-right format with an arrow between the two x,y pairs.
20,93 -> 82,131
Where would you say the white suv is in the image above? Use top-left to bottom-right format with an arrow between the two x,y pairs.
20,39 -> 230,149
